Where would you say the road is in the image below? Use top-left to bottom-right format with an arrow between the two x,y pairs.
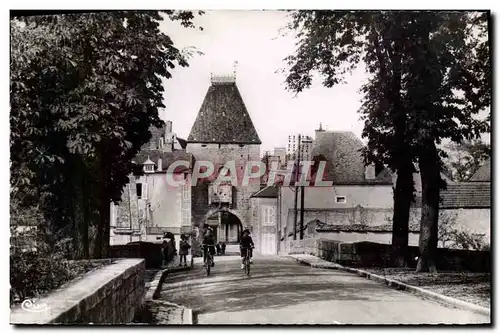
158,255 -> 490,325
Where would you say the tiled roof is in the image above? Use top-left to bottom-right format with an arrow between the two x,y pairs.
187,82 -> 261,144
413,183 -> 491,209
310,131 -> 393,185
177,137 -> 187,149
133,150 -> 193,173
469,158 -> 491,182
251,186 -> 278,198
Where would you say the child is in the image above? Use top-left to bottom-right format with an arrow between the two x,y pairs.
179,235 -> 191,267
239,229 -> 254,269
161,240 -> 168,267
203,227 -> 216,267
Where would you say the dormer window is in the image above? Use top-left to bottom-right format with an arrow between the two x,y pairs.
143,156 -> 155,174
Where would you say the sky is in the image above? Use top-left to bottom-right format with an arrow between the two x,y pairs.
159,10 -> 368,154
158,10 -> 490,155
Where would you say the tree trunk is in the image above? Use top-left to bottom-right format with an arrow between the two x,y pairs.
391,163 -> 413,266
93,149 -> 111,259
416,143 -> 440,273
81,164 -> 89,259
375,23 -> 414,267
102,198 -> 111,258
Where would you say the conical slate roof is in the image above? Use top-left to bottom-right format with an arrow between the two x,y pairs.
187,82 -> 261,144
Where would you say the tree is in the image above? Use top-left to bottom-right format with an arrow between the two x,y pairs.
283,11 -> 416,266
402,12 -> 490,272
443,140 -> 491,182
283,11 -> 490,271
10,11 -> 203,258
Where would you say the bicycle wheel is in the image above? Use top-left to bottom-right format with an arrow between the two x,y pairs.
245,257 -> 250,276
206,256 -> 211,276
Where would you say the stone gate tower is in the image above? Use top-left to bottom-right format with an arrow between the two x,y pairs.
186,74 -> 261,254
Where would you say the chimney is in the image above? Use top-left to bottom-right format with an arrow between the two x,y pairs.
364,164 -> 376,180
166,120 -> 173,134
158,158 -> 162,172
165,135 -> 174,153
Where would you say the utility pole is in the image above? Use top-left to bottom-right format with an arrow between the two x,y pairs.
300,180 -> 305,240
293,134 -> 301,240
299,136 -> 309,240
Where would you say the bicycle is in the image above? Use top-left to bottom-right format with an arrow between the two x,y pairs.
242,246 -> 253,276
203,244 -> 215,276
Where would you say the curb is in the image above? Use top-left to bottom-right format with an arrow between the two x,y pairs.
152,264 -> 193,299
148,260 -> 194,325
145,269 -> 165,302
289,256 -> 491,317
182,308 -> 193,325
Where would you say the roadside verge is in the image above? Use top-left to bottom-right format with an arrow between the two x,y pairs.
287,254 -> 490,317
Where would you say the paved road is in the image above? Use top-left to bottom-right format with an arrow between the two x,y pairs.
158,256 -> 490,325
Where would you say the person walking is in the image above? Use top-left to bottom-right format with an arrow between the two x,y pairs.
221,241 -> 226,255
179,235 -> 191,267
161,240 -> 168,267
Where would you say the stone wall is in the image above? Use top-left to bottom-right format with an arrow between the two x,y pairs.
10,259 -> 145,324
110,172 -> 191,246
109,242 -> 172,269
187,143 -> 261,255
279,185 -> 393,241
286,239 -> 491,272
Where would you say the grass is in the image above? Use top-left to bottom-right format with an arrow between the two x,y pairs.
362,267 -> 491,308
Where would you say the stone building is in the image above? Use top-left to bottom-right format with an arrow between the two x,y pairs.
110,121 -> 192,250
186,75 -> 261,254
110,74 -> 263,255
256,129 -> 491,253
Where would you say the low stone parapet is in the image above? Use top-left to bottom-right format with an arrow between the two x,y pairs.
10,258 -> 145,324
286,239 -> 490,272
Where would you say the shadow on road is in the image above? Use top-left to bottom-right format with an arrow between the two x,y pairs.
160,257 -> 385,315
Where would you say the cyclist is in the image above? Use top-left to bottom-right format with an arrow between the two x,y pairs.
202,226 -> 216,267
240,229 -> 254,269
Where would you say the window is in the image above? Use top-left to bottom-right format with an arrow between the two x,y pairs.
201,144 -> 207,148
182,208 -> 190,224
144,164 -> 154,172
262,206 -> 275,226
182,184 -> 190,201
136,183 -> 142,199
335,196 -> 346,204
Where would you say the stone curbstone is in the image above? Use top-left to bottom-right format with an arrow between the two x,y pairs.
149,263 -> 194,300
287,255 -> 490,317
182,308 -> 193,325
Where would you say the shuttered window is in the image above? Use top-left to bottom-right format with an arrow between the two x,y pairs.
261,206 -> 275,227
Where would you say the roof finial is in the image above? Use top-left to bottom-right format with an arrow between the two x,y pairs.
233,61 -> 238,80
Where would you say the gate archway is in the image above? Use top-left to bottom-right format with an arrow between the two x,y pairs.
203,209 -> 244,243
